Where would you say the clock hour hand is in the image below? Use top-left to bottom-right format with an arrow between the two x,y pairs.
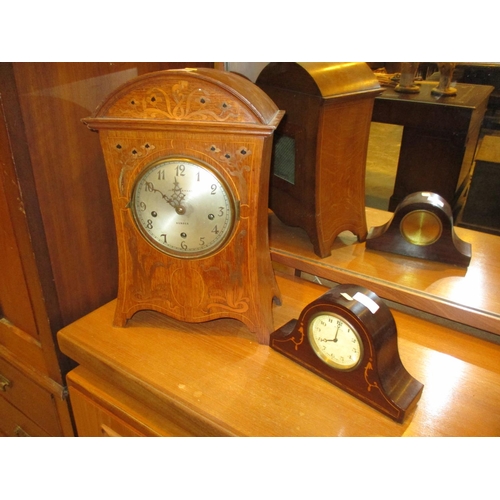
166,178 -> 186,214
147,179 -> 186,214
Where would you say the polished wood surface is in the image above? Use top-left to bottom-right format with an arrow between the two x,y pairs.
373,82 -> 494,211
84,68 -> 283,344
58,272 -> 500,436
270,208 -> 500,336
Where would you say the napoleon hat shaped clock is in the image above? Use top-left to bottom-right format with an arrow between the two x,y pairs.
83,68 -> 284,344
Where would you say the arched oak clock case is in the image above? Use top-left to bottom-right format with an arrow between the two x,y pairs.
83,68 -> 284,344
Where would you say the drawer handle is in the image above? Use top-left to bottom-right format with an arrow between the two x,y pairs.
0,373 -> 10,391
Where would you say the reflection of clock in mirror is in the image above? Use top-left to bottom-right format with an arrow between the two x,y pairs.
366,191 -> 472,267
271,284 -> 424,422
400,209 -> 442,246
256,62 -> 382,258
131,157 -> 236,258
83,68 -> 284,345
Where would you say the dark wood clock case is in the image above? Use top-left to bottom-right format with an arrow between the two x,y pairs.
366,191 -> 472,267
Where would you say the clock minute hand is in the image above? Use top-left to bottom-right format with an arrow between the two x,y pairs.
333,325 -> 340,342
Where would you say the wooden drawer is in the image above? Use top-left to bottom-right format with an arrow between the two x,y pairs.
0,395 -> 50,436
69,387 -> 147,437
0,355 -> 62,436
67,367 -> 194,437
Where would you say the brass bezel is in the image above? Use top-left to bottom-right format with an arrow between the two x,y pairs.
400,209 -> 442,246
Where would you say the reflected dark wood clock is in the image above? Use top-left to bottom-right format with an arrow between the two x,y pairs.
256,62 -> 382,258
366,191 -> 472,267
83,68 -> 284,344
270,283 -> 424,423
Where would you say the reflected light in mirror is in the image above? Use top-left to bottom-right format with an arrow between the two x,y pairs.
428,265 -> 487,311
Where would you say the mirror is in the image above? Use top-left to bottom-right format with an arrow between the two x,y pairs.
223,62 -> 500,339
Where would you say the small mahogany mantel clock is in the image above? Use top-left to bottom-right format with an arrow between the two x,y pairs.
257,62 -> 382,258
270,284 -> 424,422
83,68 -> 284,344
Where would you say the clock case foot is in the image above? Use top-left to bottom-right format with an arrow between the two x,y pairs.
112,288 -> 280,346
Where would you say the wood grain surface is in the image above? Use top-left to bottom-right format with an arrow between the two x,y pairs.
58,272 -> 500,436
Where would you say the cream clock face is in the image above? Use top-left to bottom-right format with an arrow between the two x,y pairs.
308,313 -> 363,370
131,157 -> 236,258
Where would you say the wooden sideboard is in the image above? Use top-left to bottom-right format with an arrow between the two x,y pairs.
58,269 -> 500,437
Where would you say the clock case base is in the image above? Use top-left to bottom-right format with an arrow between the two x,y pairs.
270,285 -> 424,423
366,191 -> 472,267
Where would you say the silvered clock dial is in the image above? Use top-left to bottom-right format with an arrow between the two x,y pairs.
131,157 -> 236,258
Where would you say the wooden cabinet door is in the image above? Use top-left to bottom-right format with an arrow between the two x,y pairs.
0,192 -> 39,336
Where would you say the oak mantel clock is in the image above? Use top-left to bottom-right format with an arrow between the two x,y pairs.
256,62 -> 382,258
270,284 -> 424,422
83,68 -> 284,345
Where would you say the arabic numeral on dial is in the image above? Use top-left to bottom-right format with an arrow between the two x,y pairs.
218,207 -> 225,217
176,165 -> 185,176
146,219 -> 153,229
161,234 -> 167,243
139,201 -> 146,211
211,184 -> 217,195
157,170 -> 165,180
199,237 -> 205,246
181,241 -> 188,250
145,182 -> 155,192
212,225 -> 219,235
